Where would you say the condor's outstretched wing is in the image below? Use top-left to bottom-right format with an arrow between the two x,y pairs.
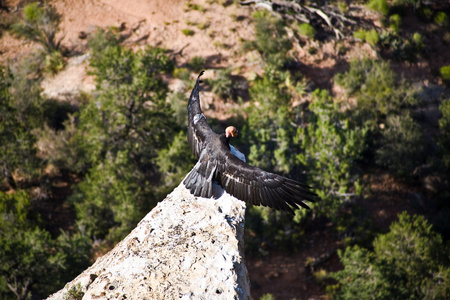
184,71 -> 317,214
218,151 -> 317,214
183,138 -> 316,214
187,71 -> 214,159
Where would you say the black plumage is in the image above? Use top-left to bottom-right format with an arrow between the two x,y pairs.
183,71 -> 317,214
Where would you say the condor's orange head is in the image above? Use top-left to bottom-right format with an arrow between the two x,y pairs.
225,126 -> 239,138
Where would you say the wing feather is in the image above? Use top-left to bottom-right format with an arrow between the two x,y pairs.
219,152 -> 317,214
184,71 -> 317,214
187,71 -> 214,159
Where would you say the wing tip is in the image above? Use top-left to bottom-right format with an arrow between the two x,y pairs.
198,70 -> 205,83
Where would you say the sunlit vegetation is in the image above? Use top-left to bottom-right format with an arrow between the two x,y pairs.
332,212 -> 450,299
181,29 -> 195,36
1,0 -> 450,299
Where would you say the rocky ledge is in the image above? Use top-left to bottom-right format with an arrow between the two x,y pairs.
47,183 -> 249,300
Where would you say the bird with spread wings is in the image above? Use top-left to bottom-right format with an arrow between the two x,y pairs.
183,71 -> 317,214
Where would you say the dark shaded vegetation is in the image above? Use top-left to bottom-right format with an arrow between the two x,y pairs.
1,1 -> 450,299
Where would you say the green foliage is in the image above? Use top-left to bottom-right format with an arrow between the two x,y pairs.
0,191 -> 91,299
0,65 -> 43,187
64,284 -> 84,300
43,50 -> 65,75
181,29 -> 195,36
434,12 -> 449,27
33,116 -> 87,173
367,0 -> 390,16
156,131 -> 196,195
394,0 -> 426,11
0,190 -> 35,228
186,3 -> 205,12
71,155 -> 145,240
375,114 -> 426,178
244,10 -> 292,69
55,230 -> 92,286
260,293 -> 276,300
69,38 -> 177,242
197,21 -> 210,30
207,68 -> 235,100
440,65 -> 450,81
244,71 -> 368,241
297,23 -> 316,39
11,2 -> 62,53
188,56 -> 206,73
245,70 -> 295,173
87,27 -> 122,57
244,205 -> 307,255
438,99 -> 450,171
297,89 -> 368,217
334,59 -> 417,127
332,212 -> 450,299
365,29 -> 380,45
379,31 -> 424,62
0,225 -> 64,299
389,14 -> 402,32
173,67 -> 190,80
353,29 -> 379,46
243,70 -> 313,251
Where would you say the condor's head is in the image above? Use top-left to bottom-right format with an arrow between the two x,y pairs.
225,126 -> 239,139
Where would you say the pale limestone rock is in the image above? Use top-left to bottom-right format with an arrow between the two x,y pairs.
47,183 -> 249,300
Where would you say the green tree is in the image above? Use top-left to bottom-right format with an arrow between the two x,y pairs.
156,131 -> 197,196
0,191 -> 72,300
367,0 -> 390,15
438,99 -> 450,171
245,70 -> 295,173
334,59 -> 417,128
297,89 -> 368,218
376,114 -> 426,178
0,65 -> 43,189
11,2 -> 62,53
242,10 -> 292,69
206,68 -> 235,100
70,36 -> 177,242
243,73 -> 368,251
333,212 -> 450,299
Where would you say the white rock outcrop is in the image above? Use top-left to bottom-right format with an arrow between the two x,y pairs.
47,183 -> 249,300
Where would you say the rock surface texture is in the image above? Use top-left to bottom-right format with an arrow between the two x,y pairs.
47,183 -> 249,300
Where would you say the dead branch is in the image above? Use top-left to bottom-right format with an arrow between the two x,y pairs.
240,0 -> 357,40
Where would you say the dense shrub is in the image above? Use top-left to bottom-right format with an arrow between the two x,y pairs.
375,114 -> 426,178
0,191 -> 91,299
0,65 -> 44,188
389,14 -> 402,32
297,23 -> 316,39
188,56 -> 206,73
379,31 -> 424,62
245,70 -> 296,174
353,29 -> 379,46
332,212 -> 450,299
10,2 -> 66,75
206,68 -> 235,100
242,10 -> 292,69
367,0 -> 390,16
334,59 -> 417,128
297,89 -> 368,217
434,12 -> 449,27
440,65 -> 450,82
69,37 -> 178,242
438,99 -> 450,171
11,2 -> 62,53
